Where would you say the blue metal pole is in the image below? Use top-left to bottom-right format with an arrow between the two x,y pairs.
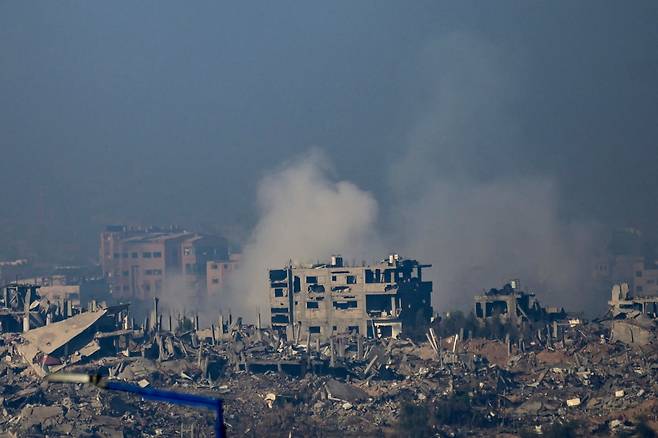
102,381 -> 225,438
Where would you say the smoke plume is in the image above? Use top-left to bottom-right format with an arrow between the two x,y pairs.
386,33 -> 601,314
228,33 -> 602,321
227,149 -> 381,319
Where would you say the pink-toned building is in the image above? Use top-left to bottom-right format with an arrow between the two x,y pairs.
100,225 -> 228,302
206,253 -> 241,299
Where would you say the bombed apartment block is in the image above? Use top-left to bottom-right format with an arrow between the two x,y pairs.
269,254 -> 432,340
609,282 -> 658,318
1,282 -> 117,334
1,283 -> 45,333
474,279 -> 566,325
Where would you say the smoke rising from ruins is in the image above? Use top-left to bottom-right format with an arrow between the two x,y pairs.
229,33 -> 602,318
386,33 -> 601,313
226,149 -> 381,319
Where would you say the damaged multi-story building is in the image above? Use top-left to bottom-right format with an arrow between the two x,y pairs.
100,225 -> 231,303
608,282 -> 658,318
607,282 -> 658,346
474,280 -> 566,325
269,254 -> 432,340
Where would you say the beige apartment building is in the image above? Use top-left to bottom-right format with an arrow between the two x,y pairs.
269,254 -> 432,340
206,253 -> 241,299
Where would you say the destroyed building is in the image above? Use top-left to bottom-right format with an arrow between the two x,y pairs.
608,282 -> 658,318
474,280 -> 566,325
1,283 -> 45,333
607,282 -> 658,346
16,303 -> 130,377
269,254 -> 432,340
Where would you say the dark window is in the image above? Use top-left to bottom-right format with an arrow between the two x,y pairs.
144,283 -> 151,292
211,263 -> 218,270
271,307 -> 289,314
308,284 -> 325,293
274,288 -> 284,297
306,276 -> 318,284
153,252 -> 162,258
272,314 -> 289,324
294,276 -> 301,293
637,286 -> 643,292
348,325 -> 359,334
636,271 -> 643,277
113,253 -> 120,259
333,300 -> 358,310
331,275 -> 337,281
306,301 -> 319,309
347,275 -> 356,284
122,271 -> 129,277
212,278 -> 219,284
366,295 -> 393,313
270,269 -> 287,282
378,325 -> 393,337
132,252 -> 138,258
123,285 -> 129,291
143,252 -> 152,258
309,326 -> 321,334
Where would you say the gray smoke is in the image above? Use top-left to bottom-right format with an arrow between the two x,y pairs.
228,33 -> 603,321
387,33 -> 601,314
391,178 -> 600,313
226,149 -> 381,319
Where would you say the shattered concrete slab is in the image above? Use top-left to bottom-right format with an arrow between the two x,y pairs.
17,309 -> 107,376
324,379 -> 369,403
611,318 -> 655,346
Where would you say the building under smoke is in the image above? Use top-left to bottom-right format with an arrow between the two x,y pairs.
474,280 -> 566,325
269,254 -> 432,340
100,225 -> 230,304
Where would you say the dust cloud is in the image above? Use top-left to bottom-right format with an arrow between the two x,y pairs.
225,149 -> 382,320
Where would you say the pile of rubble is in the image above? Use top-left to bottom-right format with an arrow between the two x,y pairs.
1,301 -> 658,436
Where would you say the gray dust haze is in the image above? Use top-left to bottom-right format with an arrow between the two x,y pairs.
1,2 -> 656,316
232,32 -> 603,317
227,149 -> 381,319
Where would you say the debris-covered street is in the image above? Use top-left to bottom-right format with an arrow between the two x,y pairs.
2,3 -> 658,436
2,300 -> 658,437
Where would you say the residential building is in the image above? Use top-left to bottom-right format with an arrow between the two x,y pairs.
631,258 -> 658,296
207,253 -> 241,299
269,254 -> 432,340
474,280 -> 566,325
99,225 -> 228,303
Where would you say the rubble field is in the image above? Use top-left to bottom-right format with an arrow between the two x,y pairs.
1,312 -> 658,437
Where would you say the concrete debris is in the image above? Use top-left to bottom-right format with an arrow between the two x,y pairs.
566,397 -> 581,407
324,379 -> 368,403
0,300 -> 657,436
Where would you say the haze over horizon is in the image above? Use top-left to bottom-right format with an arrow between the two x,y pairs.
1,2 -> 657,313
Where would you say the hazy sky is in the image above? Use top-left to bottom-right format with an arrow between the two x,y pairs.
1,2 -> 657,263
